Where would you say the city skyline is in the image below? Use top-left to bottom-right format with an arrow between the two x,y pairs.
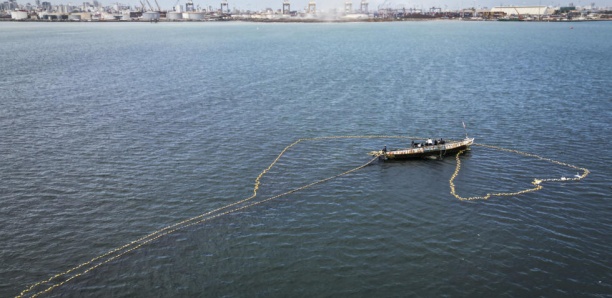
136,0 -> 611,11
5,0 -> 612,11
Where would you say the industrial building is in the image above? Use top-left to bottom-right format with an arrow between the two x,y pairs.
490,6 -> 556,17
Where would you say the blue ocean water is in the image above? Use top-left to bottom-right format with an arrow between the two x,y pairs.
1,21 -> 611,297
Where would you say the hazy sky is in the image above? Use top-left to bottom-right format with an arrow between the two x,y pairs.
144,0 -> 612,11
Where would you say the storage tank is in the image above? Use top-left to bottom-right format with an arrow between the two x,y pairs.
141,11 -> 160,21
185,12 -> 205,20
166,11 -> 183,20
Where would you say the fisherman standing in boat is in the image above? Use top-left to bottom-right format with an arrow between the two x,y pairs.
382,146 -> 387,154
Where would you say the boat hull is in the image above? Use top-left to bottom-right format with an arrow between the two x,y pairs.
379,138 -> 474,160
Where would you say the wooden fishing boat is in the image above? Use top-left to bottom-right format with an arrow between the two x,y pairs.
369,137 -> 475,160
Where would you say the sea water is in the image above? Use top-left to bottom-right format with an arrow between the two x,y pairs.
1,21 -> 611,297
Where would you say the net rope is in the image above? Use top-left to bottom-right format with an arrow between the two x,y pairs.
17,136 -> 589,297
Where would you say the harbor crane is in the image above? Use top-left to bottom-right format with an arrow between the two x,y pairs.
377,0 -> 390,17
307,1 -> 316,14
344,0 -> 352,14
377,0 -> 389,10
154,0 -> 162,11
144,0 -> 155,11
220,0 -> 229,14
360,0 -> 368,13
513,6 -> 523,19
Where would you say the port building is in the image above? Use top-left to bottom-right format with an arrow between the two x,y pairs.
11,10 -> 28,19
490,6 -> 555,17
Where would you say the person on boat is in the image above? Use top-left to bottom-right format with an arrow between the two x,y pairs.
439,138 -> 445,144
411,140 -> 415,147
382,146 -> 387,153
426,138 -> 433,146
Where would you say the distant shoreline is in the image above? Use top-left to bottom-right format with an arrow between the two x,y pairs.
2,18 -> 610,23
